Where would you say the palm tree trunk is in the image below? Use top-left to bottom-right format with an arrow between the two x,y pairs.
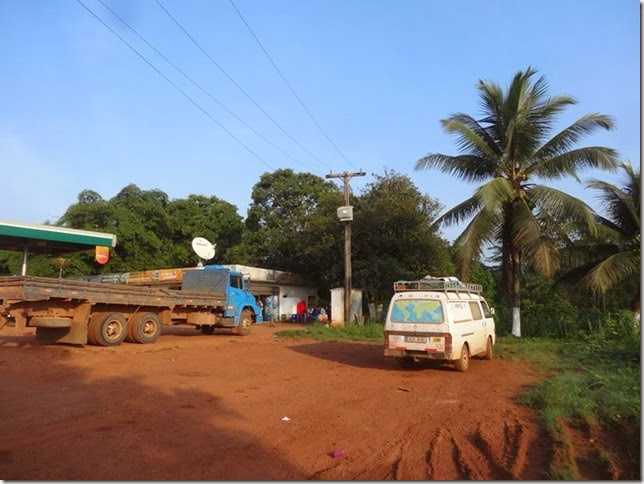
501,207 -> 513,304
511,246 -> 521,337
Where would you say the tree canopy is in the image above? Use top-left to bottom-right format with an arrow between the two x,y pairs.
415,67 -> 619,336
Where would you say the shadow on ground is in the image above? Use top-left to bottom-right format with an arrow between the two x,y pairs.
0,347 -> 305,480
285,340 -> 457,372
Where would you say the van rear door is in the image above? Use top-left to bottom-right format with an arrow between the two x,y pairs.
386,297 -> 447,353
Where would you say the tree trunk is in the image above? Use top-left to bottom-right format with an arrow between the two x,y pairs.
511,246 -> 521,337
501,207 -> 513,304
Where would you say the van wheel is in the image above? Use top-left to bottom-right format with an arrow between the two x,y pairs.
454,344 -> 470,372
236,309 -> 252,336
484,337 -> 493,360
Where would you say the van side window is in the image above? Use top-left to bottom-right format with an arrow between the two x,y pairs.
230,275 -> 243,289
480,300 -> 493,318
451,302 -> 472,323
468,301 -> 482,321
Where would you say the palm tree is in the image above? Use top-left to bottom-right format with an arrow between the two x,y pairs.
415,68 -> 619,337
565,162 -> 640,304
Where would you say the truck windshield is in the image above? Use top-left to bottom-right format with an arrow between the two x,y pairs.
391,299 -> 443,324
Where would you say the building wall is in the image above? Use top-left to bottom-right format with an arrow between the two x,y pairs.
279,286 -> 318,319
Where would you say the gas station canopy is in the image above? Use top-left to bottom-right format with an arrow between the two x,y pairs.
0,219 -> 117,274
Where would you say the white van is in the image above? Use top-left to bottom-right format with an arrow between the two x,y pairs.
384,277 -> 495,372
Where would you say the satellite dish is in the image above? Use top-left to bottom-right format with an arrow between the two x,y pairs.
192,237 -> 216,262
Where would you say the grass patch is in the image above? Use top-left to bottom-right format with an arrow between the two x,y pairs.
275,322 -> 384,342
496,334 -> 640,478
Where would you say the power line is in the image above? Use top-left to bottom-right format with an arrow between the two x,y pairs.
95,0 -> 312,171
75,0 -> 273,170
154,0 -> 333,171
228,0 -> 357,170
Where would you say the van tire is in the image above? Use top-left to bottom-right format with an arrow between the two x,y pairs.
454,344 -> 470,372
484,337 -> 493,360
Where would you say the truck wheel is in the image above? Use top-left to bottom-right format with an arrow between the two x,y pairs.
200,325 -> 215,335
127,312 -> 161,344
454,343 -> 470,372
484,337 -> 493,360
236,309 -> 252,336
89,313 -> 127,347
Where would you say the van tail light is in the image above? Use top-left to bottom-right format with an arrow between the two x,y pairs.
444,333 -> 452,355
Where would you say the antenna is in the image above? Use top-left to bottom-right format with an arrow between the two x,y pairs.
191,237 -> 216,266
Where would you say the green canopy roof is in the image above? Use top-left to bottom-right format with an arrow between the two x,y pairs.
0,219 -> 117,254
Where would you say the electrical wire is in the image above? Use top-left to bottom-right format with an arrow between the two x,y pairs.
95,0 -> 312,171
228,0 -> 357,170
154,0 -> 333,171
75,0 -> 274,170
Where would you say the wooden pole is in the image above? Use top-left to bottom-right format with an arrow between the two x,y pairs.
326,171 -> 366,324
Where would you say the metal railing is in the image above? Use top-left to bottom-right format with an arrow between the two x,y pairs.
393,277 -> 482,294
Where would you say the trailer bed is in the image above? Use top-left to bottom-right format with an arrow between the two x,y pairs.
0,276 -> 226,309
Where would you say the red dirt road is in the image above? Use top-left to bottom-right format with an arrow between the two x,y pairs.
0,323 -> 551,480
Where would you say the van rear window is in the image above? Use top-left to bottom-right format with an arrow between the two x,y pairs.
391,300 -> 443,323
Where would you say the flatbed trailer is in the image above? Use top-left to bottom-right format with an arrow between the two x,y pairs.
0,271 -> 258,346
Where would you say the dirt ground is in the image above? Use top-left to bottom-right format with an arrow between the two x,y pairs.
0,322 -> 568,480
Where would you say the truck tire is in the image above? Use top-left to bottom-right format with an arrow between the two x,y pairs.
454,343 -> 470,372
200,325 -> 215,335
127,312 -> 161,344
89,312 -> 127,347
484,336 -> 493,360
236,308 -> 252,336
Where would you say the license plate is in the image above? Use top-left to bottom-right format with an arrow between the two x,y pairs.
404,336 -> 426,343
432,337 -> 443,343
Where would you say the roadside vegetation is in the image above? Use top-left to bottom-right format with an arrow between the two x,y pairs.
275,322 -> 384,342
497,314 -> 640,479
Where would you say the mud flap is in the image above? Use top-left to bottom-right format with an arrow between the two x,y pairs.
36,321 -> 88,345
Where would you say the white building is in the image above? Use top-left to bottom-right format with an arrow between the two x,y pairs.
224,264 -> 318,322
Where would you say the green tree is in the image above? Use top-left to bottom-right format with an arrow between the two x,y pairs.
415,68 -> 619,336
167,194 -> 244,266
563,162 -> 640,306
233,169 -> 342,274
352,170 -> 454,303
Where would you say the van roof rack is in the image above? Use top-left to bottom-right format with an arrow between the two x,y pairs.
393,276 -> 482,294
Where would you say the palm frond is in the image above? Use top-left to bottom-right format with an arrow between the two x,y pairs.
512,199 -> 559,276
475,177 -> 515,209
578,249 -> 640,294
453,208 -> 500,277
527,185 -> 597,235
414,154 -> 496,182
587,177 -> 640,237
436,195 -> 481,227
531,146 -> 619,180
442,114 -> 502,160
530,114 -> 616,167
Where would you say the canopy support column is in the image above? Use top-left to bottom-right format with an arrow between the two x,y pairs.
21,246 -> 28,276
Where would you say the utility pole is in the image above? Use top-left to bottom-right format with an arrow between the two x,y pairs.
326,170 -> 366,325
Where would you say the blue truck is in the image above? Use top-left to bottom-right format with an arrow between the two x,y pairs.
0,265 -> 263,347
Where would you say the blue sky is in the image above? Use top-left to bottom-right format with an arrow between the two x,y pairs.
0,0 -> 639,242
